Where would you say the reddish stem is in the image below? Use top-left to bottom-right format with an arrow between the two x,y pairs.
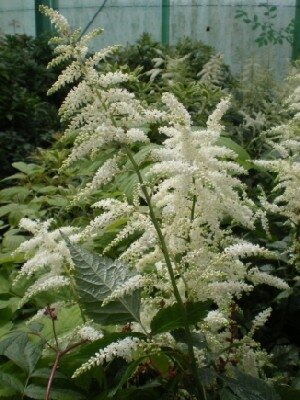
45,341 -> 87,400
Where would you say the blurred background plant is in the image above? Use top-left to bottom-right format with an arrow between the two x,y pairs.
0,33 -> 63,178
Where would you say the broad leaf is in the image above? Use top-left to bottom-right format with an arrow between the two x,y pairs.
11,162 -> 45,176
150,301 -> 209,335
224,368 -> 280,400
24,385 -> 85,400
108,356 -> 148,397
171,329 -> 207,350
217,137 -> 252,170
220,388 -> 239,400
275,385 -> 300,400
0,371 -> 24,393
67,241 -> 141,325
0,332 -> 43,374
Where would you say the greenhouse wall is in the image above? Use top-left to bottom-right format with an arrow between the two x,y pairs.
0,0 -> 296,78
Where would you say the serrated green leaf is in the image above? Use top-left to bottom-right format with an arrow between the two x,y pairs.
0,186 -> 30,202
11,162 -> 44,176
224,368 -> 280,400
24,385 -> 85,400
0,252 -> 25,265
67,241 -> 141,325
0,332 -> 43,374
108,356 -> 148,397
197,368 -> 216,386
1,172 -> 27,181
30,368 -> 67,380
0,204 -> 19,218
0,371 -> 24,393
116,164 -> 152,201
276,385 -> 300,400
171,329 -> 206,349
34,185 -> 58,194
150,301 -> 209,335
45,196 -> 69,207
0,275 -> 10,293
220,388 -> 238,400
2,233 -> 26,252
149,353 -> 170,376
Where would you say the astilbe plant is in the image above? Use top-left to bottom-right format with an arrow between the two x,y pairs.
255,64 -> 300,271
12,7 -> 291,400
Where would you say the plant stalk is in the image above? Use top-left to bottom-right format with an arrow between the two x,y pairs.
45,341 -> 86,400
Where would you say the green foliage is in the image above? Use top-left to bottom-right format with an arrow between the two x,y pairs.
0,34 -> 61,178
222,368 -> 280,400
150,302 -> 209,335
68,241 -> 141,325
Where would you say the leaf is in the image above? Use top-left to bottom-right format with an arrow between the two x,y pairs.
0,186 -> 30,202
31,368 -> 67,380
0,371 -> 24,393
67,241 -> 141,325
0,204 -> 19,218
150,301 -> 209,335
220,388 -> 238,400
276,385 -> 300,400
2,232 -> 26,252
0,252 -> 25,265
224,368 -> 280,400
1,172 -> 27,181
151,352 -> 170,373
116,164 -> 152,201
0,332 -> 43,374
24,385 -> 85,400
0,275 -> 10,294
171,329 -> 206,349
0,322 -> 13,338
216,137 -> 252,170
45,196 -> 69,207
11,162 -> 45,176
34,185 -> 58,194
41,305 -> 83,341
197,368 -> 216,386
108,357 -> 148,397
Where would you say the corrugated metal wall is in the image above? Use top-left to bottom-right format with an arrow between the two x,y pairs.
0,0 -> 35,36
0,0 -> 296,78
169,0 -> 294,76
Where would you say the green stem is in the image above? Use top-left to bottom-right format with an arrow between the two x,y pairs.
125,147 -> 205,400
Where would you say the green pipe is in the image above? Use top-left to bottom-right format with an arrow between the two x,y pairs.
162,0 -> 170,45
35,0 -> 59,36
292,0 -> 300,60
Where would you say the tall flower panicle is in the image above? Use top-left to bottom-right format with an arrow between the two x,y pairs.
255,66 -> 300,226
